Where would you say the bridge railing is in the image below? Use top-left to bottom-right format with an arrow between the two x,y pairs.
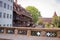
0,27 -> 60,38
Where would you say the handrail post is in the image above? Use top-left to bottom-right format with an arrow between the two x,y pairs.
41,31 -> 46,37
27,29 -> 31,36
15,28 -> 18,36
57,31 -> 60,38
4,28 -> 6,34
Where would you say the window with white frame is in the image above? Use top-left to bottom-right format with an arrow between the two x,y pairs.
0,12 -> 2,18
3,24 -> 5,26
7,4 -> 9,9
10,6 -> 12,10
0,1 -> 2,7
11,0 -> 13,2
3,13 -> 6,18
7,14 -> 9,18
4,3 -> 6,8
10,15 -> 12,19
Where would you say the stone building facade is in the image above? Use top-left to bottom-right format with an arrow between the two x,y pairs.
0,0 -> 13,27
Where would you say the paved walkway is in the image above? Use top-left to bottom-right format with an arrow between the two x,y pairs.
0,34 -> 60,40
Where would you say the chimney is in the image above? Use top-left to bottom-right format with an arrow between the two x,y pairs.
15,0 -> 17,3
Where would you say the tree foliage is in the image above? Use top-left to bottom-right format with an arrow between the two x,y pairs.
52,16 -> 58,27
52,16 -> 60,28
58,16 -> 60,28
38,18 -> 43,25
26,6 -> 41,23
45,22 -> 50,28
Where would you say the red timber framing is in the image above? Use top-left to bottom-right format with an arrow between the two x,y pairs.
13,2 -> 33,27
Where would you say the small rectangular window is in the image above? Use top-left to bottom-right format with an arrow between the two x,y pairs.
10,24 -> 12,26
3,24 -> 5,26
8,0 -> 13,2
11,0 -> 13,2
8,0 -> 11,2
0,12 -> 2,18
7,14 -> 9,18
4,3 -> 6,8
3,13 -> 6,18
7,4 -> 9,9
0,1 -> 2,7
8,0 -> 10,1
7,24 -> 9,26
0,24 -> 1,26
10,6 -> 12,10
10,6 -> 13,10
10,15 -> 12,19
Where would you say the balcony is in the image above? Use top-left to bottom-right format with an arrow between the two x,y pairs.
0,27 -> 60,40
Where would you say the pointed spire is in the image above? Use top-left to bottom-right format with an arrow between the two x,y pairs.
53,11 -> 57,16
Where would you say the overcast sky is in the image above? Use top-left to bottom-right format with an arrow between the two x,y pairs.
17,0 -> 60,18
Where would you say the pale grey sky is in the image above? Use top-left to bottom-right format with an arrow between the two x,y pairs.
17,0 -> 60,18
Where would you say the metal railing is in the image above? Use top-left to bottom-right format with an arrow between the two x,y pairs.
0,27 -> 60,38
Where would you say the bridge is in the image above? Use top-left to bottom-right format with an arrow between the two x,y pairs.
0,27 -> 60,40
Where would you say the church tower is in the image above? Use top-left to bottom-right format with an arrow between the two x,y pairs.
53,11 -> 57,17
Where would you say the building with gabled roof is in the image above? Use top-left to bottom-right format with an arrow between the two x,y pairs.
39,11 -> 57,24
0,0 -> 13,27
13,0 -> 33,27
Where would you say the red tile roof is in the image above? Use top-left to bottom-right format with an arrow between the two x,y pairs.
40,18 -> 52,23
13,2 -> 32,18
39,11 -> 57,23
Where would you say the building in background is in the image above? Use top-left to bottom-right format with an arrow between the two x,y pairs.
37,12 -> 57,28
42,12 -> 57,24
39,12 -> 57,24
13,0 -> 33,27
0,0 -> 13,27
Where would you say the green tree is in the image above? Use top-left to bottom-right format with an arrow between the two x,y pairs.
52,16 -> 60,28
38,18 -> 43,25
58,16 -> 60,28
26,6 -> 41,23
45,22 -> 50,28
52,16 -> 58,28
